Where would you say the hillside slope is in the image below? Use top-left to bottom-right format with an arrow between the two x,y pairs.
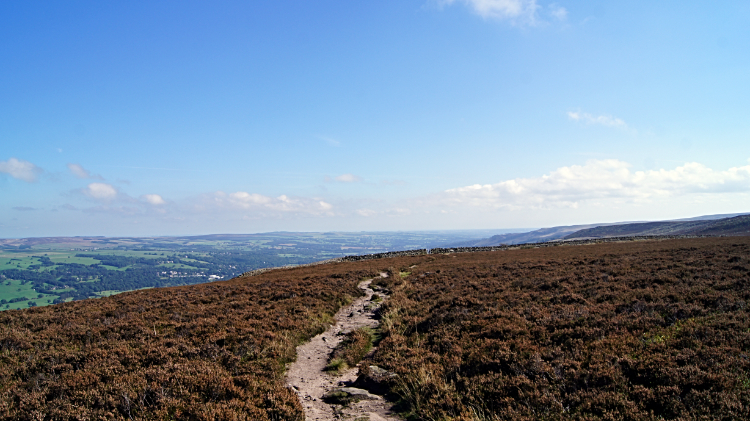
2,237 -> 750,419
456,212 -> 750,247
370,237 -> 750,420
0,260 -> 387,420
565,214 -> 750,239
459,224 -> 607,246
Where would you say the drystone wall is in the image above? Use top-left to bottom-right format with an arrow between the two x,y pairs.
241,235 -> 717,277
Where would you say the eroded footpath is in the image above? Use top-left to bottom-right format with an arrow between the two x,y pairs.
285,274 -> 402,421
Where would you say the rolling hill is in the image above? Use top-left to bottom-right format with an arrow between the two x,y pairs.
455,212 -> 750,247
564,213 -> 750,240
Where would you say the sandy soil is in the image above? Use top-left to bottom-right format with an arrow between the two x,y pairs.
285,273 -> 403,421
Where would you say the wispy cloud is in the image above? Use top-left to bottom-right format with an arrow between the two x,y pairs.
12,206 -> 37,211
317,136 -> 341,147
548,3 -> 567,20
335,173 -> 362,183
325,173 -> 363,183
79,183 -> 167,210
438,159 -> 750,210
74,193 -> 170,216
0,158 -> 43,182
205,191 -> 334,216
567,111 -> 627,128
356,209 -> 379,217
67,163 -> 104,180
439,0 -> 539,23
355,208 -> 412,217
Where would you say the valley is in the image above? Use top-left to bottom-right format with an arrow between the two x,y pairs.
0,230 -> 503,310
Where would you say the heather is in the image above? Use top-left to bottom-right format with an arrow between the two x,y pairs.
371,237 -> 750,420
0,261 -> 382,420
3,237 -> 750,420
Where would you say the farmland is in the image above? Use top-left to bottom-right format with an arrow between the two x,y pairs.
0,230 -> 500,310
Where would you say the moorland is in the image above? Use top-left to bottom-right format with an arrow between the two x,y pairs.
1,236 -> 749,419
462,213 -> 750,247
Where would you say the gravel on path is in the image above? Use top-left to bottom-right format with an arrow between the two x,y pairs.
285,273 -> 403,421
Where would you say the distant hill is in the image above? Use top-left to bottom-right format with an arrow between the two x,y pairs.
668,212 -> 750,221
455,212 -> 750,246
564,213 -> 750,240
453,224 -> 607,246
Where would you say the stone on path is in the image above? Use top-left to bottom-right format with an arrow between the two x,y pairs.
323,387 -> 380,404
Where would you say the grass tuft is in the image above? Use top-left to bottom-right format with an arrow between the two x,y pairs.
326,327 -> 375,374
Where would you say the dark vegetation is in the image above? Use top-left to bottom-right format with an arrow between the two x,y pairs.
565,214 -> 750,240
368,237 -> 750,420
2,237 -> 750,419
0,261 -> 385,420
458,213 -> 750,246
0,250 -> 313,305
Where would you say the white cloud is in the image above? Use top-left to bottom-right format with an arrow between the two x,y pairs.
568,111 -> 627,128
440,159 -> 750,210
209,191 -> 334,215
440,0 -> 538,22
356,209 -> 378,217
0,158 -> 43,182
141,194 -> 166,205
319,201 -> 334,211
335,173 -> 363,183
325,173 -> 364,183
67,163 -> 103,180
549,3 -> 567,20
84,183 -> 118,200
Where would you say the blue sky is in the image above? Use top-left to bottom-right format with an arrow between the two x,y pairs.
2,0 -> 750,237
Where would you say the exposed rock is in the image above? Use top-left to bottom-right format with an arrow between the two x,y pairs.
354,365 -> 398,395
322,387 -> 380,405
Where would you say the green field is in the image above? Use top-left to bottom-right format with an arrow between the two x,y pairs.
48,255 -> 101,265
0,256 -> 39,270
0,230 -> 501,310
0,279 -> 57,310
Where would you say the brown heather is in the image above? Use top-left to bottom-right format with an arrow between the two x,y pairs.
2,237 -> 750,420
0,261 -> 385,420
370,237 -> 750,420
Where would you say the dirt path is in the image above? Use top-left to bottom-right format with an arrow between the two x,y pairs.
285,273 -> 402,421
